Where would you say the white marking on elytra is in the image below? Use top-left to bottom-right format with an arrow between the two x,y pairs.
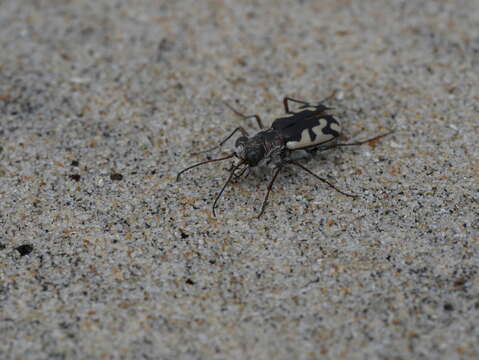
330,121 -> 341,133
287,118 -> 334,149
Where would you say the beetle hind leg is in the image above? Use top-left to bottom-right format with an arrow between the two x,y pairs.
289,161 -> 357,198
319,130 -> 395,151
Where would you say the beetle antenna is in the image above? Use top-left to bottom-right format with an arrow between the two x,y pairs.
212,161 -> 244,216
289,161 -> 357,198
176,153 -> 235,181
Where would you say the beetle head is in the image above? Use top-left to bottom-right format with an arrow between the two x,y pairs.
235,136 -> 265,167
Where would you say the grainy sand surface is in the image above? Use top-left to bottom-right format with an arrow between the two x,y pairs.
1,1 -> 478,359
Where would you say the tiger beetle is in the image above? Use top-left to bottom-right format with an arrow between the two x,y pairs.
177,93 -> 393,218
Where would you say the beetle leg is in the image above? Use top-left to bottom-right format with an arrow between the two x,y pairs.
223,101 -> 264,129
192,126 -> 249,155
233,164 -> 249,179
212,162 -> 243,216
257,166 -> 282,218
283,97 -> 312,113
318,130 -> 395,151
283,92 -> 336,113
289,161 -> 357,198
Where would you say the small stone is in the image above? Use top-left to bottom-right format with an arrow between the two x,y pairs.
16,244 -> 33,256
110,173 -> 123,181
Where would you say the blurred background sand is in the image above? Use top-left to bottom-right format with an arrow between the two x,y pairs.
1,1 -> 478,359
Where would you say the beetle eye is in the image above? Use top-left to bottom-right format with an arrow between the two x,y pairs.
246,149 -> 263,166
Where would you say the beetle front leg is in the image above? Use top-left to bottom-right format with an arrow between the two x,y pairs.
257,166 -> 282,218
212,162 -> 244,217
